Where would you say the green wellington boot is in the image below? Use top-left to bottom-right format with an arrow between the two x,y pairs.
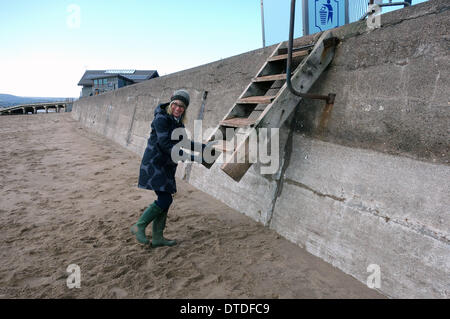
151,210 -> 177,248
130,202 -> 163,244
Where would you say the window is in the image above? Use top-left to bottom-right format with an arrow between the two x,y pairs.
94,79 -> 98,86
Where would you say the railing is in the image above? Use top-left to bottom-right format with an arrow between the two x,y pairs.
359,0 -> 412,21
285,0 -> 419,114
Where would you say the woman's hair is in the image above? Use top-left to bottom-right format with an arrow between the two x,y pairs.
167,100 -> 188,124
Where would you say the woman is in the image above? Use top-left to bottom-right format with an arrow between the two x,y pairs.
131,89 -> 204,248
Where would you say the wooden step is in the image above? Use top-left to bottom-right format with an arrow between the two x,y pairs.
267,50 -> 309,62
237,96 -> 276,104
277,44 -> 314,55
220,136 -> 252,182
220,117 -> 256,128
252,74 -> 287,82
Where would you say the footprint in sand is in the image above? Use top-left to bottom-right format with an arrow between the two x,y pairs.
80,236 -> 96,243
191,230 -> 212,239
69,194 -> 84,200
110,287 -> 128,298
19,276 -> 52,289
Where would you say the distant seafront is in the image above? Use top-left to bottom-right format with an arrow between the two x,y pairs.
0,93 -> 76,108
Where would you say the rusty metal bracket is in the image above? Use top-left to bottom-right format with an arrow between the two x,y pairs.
286,0 -> 337,106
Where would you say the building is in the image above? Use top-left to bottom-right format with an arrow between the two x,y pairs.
77,69 -> 159,97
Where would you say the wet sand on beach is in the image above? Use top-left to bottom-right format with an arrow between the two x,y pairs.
0,113 -> 384,298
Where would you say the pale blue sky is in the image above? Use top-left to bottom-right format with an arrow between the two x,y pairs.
0,0 -> 428,98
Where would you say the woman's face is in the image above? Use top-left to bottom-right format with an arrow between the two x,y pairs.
171,100 -> 186,118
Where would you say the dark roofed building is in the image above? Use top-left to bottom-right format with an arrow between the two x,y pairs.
78,69 -> 159,97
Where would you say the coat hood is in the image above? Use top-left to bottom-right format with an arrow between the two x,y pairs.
154,102 -> 170,117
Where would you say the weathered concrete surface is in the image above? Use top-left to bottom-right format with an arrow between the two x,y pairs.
270,135 -> 449,299
296,0 -> 450,165
188,115 -> 295,224
72,0 -> 450,298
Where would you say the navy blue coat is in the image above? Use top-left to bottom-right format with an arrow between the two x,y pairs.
138,102 -> 189,194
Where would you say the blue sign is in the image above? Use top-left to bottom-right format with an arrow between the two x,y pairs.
303,0 -> 348,35
315,0 -> 338,31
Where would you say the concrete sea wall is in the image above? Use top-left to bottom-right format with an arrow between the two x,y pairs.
72,0 -> 449,298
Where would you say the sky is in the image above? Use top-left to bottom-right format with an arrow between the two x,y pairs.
0,0 -> 428,98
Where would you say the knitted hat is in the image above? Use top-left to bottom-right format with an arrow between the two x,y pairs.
170,89 -> 190,108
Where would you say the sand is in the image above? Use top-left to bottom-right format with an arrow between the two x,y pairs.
0,113 -> 384,299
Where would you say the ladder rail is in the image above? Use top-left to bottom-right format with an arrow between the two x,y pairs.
201,11 -> 339,180
287,0 -> 336,104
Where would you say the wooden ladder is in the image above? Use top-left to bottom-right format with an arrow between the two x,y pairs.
205,30 -> 338,182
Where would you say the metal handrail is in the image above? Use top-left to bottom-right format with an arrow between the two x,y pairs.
286,0 -> 335,104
